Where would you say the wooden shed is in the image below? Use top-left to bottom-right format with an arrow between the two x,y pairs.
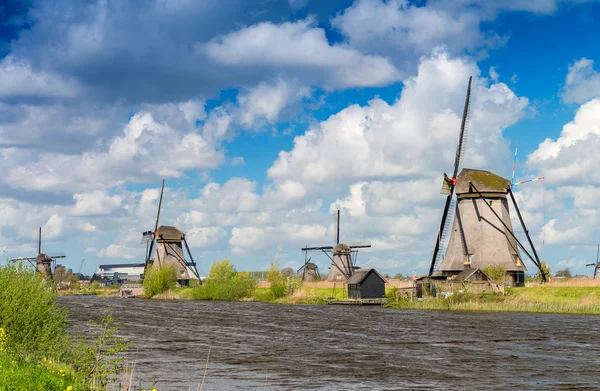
347,268 -> 387,299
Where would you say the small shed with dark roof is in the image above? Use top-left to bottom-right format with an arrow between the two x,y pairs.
347,268 -> 387,299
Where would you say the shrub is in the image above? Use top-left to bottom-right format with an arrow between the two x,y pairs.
267,261 -> 286,299
0,263 -> 70,359
192,260 -> 257,301
142,264 -> 178,298
482,264 -> 508,284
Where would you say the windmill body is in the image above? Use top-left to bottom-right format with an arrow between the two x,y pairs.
152,226 -> 192,283
35,254 -> 54,279
439,169 -> 526,285
326,244 -> 355,281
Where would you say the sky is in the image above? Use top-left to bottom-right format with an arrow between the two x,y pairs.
1,0 -> 600,278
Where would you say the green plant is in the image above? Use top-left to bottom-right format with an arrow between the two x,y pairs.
79,310 -> 131,390
207,259 -> 237,281
192,260 -> 257,301
482,264 -> 508,284
267,261 -> 286,299
0,263 -> 70,359
143,264 -> 178,298
537,260 -> 551,280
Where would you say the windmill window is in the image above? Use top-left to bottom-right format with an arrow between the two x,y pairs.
513,255 -> 522,266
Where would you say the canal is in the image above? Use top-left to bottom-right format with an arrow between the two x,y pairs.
59,297 -> 600,390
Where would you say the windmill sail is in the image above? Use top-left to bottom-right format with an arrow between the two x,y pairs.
428,76 -> 472,277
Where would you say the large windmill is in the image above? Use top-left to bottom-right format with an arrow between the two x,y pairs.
142,179 -> 201,286
428,76 -> 547,286
301,209 -> 371,282
9,227 -> 66,281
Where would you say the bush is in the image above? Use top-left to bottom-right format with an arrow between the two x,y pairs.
142,264 -> 178,298
267,261 -> 286,299
191,260 -> 257,301
482,264 -> 508,284
0,263 -> 70,359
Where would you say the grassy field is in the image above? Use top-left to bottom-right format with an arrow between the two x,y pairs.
386,284 -> 600,315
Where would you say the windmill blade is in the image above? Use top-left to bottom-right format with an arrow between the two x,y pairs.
512,141 -> 518,185
301,246 -> 333,251
428,191 -> 455,277
512,176 -> 545,187
452,76 -> 472,178
46,252 -> 66,259
145,179 -> 165,270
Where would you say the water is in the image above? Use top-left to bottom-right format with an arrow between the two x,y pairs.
59,297 -> 600,390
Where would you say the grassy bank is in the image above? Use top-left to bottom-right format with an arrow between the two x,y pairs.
163,282 -> 600,315
386,285 -> 600,315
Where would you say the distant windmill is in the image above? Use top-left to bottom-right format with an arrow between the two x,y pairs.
9,227 -> 66,281
586,245 -> 600,279
297,252 -> 320,281
301,209 -> 371,282
142,179 -> 201,285
428,76 -> 547,286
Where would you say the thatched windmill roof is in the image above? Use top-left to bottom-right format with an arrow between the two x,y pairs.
455,169 -> 511,195
155,226 -> 184,243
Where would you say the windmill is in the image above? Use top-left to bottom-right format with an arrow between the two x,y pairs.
9,227 -> 66,281
301,209 -> 371,282
428,76 -> 547,286
297,252 -> 320,281
586,245 -> 600,279
142,179 -> 201,285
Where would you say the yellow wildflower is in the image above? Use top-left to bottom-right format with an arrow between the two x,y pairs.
66,386 -> 73,391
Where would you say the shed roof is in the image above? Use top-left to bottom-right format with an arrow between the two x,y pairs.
453,268 -> 491,282
455,169 -> 510,195
156,226 -> 183,242
347,268 -> 387,284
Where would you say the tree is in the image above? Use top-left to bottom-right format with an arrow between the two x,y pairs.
555,268 -> 571,278
54,266 -> 67,286
393,273 -> 404,280
537,261 -> 551,280
208,259 -> 237,281
281,267 -> 295,277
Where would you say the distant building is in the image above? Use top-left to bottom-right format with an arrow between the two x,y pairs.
95,262 -> 200,282
347,268 -> 387,299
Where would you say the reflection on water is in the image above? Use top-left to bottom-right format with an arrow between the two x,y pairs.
59,297 -> 600,391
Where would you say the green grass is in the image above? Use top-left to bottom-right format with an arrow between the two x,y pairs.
386,287 -> 600,315
0,352 -> 88,391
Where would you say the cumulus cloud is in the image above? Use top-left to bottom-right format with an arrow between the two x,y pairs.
204,19 -> 401,89
237,78 -> 312,128
561,58 -> 600,104
4,111 -> 223,192
0,56 -> 79,100
528,99 -> 600,185
268,50 -> 528,191
72,190 -> 123,216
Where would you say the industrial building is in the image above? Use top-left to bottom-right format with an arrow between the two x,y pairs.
95,263 -> 200,282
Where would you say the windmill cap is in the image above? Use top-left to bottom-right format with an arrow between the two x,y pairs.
156,226 -> 184,242
333,243 -> 351,253
455,168 -> 510,194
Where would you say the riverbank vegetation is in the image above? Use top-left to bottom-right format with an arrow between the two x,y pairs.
385,284 -> 600,315
0,263 -> 135,390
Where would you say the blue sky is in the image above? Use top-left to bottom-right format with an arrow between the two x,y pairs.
1,0 -> 600,278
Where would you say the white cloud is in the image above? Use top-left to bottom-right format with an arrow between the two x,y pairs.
72,190 -> 123,216
528,98 -> 600,185
5,111 -> 223,192
268,50 -> 528,190
204,19 -> 401,89
0,56 -> 79,99
561,58 -> 600,104
237,78 -> 312,127
97,244 -> 140,260
489,66 -> 499,82
230,157 -> 245,166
